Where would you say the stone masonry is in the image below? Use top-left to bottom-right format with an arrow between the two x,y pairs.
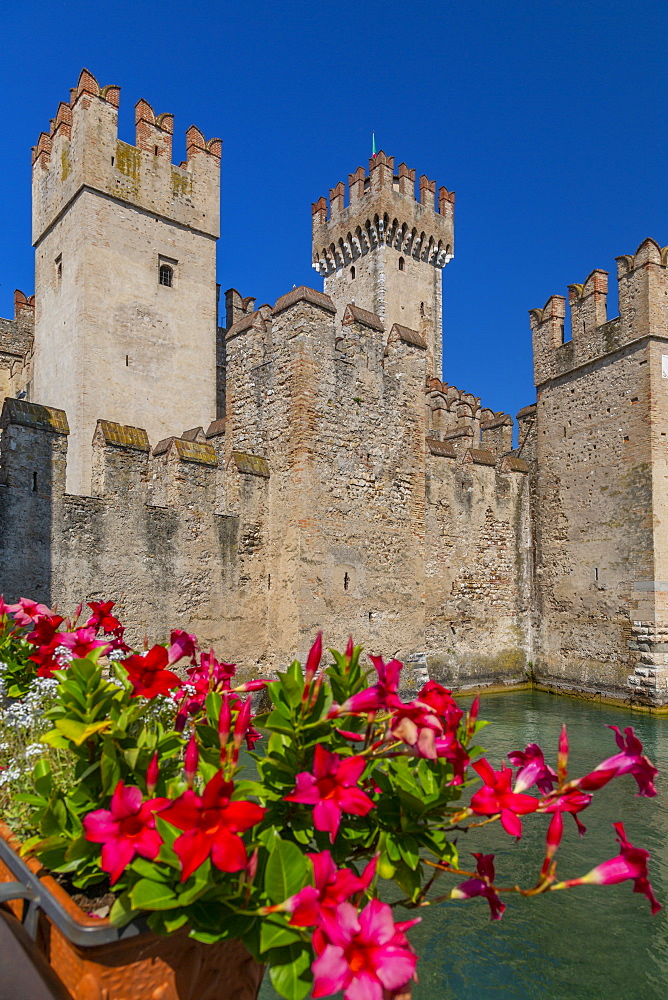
1,69 -> 667,705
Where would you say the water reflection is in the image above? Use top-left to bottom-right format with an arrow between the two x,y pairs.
259,691 -> 668,999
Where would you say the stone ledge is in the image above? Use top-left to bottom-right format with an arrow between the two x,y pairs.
342,304 -> 384,331
390,323 -> 426,349
426,437 -> 456,458
273,286 -> 335,317
232,451 -> 270,478
0,398 -> 69,435
95,419 -> 150,452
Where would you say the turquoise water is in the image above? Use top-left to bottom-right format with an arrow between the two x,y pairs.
258,690 -> 668,999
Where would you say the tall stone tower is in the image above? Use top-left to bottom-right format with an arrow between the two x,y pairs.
31,69 -> 220,493
311,152 -> 454,378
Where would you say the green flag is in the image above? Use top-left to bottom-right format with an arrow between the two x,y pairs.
372,132 -> 377,158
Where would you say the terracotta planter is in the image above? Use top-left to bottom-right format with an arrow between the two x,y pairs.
0,821 -> 264,1000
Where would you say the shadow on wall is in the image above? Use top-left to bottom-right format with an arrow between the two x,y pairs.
0,398 -> 63,604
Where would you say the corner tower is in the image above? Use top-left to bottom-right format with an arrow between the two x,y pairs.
311,152 -> 454,377
31,69 -> 221,493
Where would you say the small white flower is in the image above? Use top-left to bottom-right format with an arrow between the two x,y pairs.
108,649 -> 127,663
25,743 -> 45,757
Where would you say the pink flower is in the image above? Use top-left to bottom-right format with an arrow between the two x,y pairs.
390,701 -> 443,759
283,851 -> 377,937
58,627 -> 110,658
470,759 -> 539,837
7,598 -> 52,627
451,853 -> 505,921
122,645 -> 181,699
286,745 -> 374,842
159,771 -> 265,881
311,899 -> 419,1000
167,628 -> 198,666
329,656 -> 403,716
83,781 -> 167,885
578,726 -> 658,797
507,743 -> 557,794
556,822 -> 661,915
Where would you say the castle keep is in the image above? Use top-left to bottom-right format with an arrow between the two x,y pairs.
2,70 -> 668,706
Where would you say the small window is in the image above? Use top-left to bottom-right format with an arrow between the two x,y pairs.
55,254 -> 62,283
343,572 -> 350,592
32,471 -> 38,493
125,355 -> 129,367
398,256 -> 405,271
350,266 -> 356,280
420,301 -> 425,317
159,263 -> 173,287
154,145 -> 159,156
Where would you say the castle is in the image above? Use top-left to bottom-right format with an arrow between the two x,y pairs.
1,69 -> 667,706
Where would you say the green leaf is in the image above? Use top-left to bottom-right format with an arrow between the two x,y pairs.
55,718 -> 111,746
268,942 -> 312,1000
129,878 -> 179,911
260,918 -> 303,953
109,891 -> 137,927
264,838 -> 309,904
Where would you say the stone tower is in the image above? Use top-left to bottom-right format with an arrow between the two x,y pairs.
31,69 -> 221,493
311,152 -> 454,378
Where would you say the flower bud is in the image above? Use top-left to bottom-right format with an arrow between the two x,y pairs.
147,752 -> 159,795
184,732 -> 199,788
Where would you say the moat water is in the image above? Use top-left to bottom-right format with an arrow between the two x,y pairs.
258,690 -> 668,1000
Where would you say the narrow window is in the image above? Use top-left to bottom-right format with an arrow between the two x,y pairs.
111,155 -> 115,166
55,254 -> 62,283
343,572 -> 350,592
368,611 -> 373,622
159,263 -> 173,287
32,471 -> 38,493
398,256 -> 405,271
594,567 -> 599,582
420,301 -> 425,317
267,574 -> 271,591
154,145 -> 159,156
125,355 -> 129,367
350,265 -> 356,280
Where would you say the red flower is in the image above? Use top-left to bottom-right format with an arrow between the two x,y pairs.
159,771 -> 265,881
83,781 -> 167,885
470,758 -> 539,837
86,600 -> 122,634
122,645 -> 181,699
26,614 -> 64,647
286,745 -> 374,842
451,853 -> 506,921
557,822 -> 661,915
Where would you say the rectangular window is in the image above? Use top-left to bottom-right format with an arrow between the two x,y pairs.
55,254 -> 62,284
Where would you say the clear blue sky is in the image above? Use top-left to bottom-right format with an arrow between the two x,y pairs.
2,0 -> 668,421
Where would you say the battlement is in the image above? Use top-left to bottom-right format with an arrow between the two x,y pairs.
32,68 -> 221,244
311,152 -> 454,277
530,238 -> 668,386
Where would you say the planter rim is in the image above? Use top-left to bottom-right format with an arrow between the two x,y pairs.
0,820 -> 143,947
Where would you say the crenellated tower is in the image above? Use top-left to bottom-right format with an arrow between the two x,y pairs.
311,152 -> 454,378
31,69 -> 221,493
